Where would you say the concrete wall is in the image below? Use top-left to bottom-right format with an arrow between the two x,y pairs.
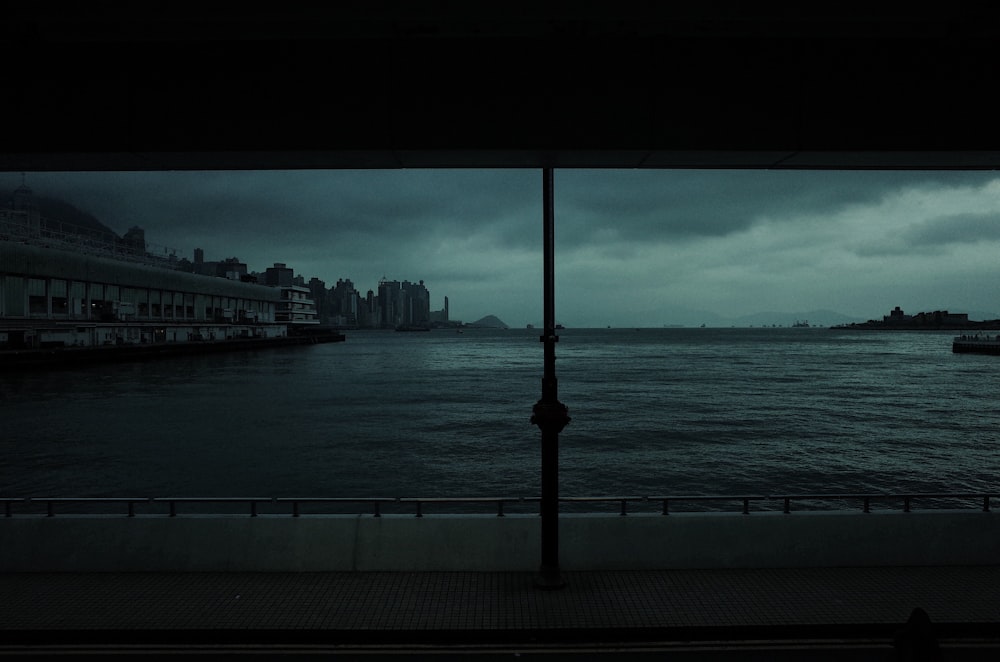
2,511 -> 998,572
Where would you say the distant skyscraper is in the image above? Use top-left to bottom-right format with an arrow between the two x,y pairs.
330,278 -> 359,326
407,280 -> 431,326
364,289 -> 376,328
308,277 -> 328,323
377,278 -> 401,329
194,248 -> 204,264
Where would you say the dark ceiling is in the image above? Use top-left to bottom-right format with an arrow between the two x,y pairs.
5,4 -> 1000,171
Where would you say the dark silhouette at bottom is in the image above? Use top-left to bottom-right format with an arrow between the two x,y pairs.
894,607 -> 942,662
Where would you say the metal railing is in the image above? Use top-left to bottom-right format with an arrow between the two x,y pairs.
2,493 -> 997,518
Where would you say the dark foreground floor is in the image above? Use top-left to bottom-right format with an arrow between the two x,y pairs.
2,566 -> 999,659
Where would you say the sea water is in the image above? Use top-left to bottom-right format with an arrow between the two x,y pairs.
2,327 -> 997,506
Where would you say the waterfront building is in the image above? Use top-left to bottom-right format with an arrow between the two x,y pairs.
274,284 -> 320,327
0,240 -> 285,349
0,194 -> 324,351
258,262 -> 320,329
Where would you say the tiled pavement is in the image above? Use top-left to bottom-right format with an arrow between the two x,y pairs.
2,567 -> 1000,657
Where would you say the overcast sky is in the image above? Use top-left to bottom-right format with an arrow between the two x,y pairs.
7,169 -> 1000,328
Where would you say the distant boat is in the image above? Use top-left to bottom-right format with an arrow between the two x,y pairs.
555,324 -> 565,330
793,320 -> 810,328
394,324 -> 430,332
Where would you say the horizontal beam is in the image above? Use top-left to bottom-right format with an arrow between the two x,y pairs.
5,9 -> 1000,171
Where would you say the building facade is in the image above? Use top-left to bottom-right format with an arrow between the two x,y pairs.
0,192 -> 311,350
0,240 -> 285,349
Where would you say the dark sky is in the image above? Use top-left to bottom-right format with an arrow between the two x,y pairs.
9,169 -> 1000,327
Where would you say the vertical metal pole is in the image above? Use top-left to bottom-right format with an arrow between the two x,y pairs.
532,167 -> 570,589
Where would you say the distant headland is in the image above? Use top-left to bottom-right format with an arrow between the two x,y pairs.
833,306 -> 1000,330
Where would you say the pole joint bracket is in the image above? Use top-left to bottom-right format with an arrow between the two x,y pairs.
531,400 -> 571,434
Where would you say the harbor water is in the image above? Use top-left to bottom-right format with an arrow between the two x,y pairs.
2,327 -> 998,506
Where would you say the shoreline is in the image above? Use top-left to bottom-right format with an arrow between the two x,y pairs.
0,331 -> 345,371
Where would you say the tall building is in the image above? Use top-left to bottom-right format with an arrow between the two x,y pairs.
375,278 -> 431,329
330,278 -> 358,327
264,263 -> 295,287
364,289 -> 376,328
274,284 -> 319,327
308,277 -> 328,323
376,278 -> 401,329
405,280 -> 430,327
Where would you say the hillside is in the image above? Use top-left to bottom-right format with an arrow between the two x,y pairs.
2,189 -> 120,241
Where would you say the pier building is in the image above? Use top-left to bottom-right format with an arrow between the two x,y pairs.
0,237 -> 285,350
0,197 -> 336,357
0,236 -> 286,348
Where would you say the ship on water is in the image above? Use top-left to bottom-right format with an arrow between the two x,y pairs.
0,182 -> 343,369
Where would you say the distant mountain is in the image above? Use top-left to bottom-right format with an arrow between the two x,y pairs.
469,315 -> 508,329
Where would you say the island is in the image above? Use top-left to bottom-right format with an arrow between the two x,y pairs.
833,306 -> 1000,331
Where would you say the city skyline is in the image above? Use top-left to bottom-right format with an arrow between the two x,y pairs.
7,169 -> 1000,328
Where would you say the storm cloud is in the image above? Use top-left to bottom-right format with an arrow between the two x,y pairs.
7,168 -> 1000,328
